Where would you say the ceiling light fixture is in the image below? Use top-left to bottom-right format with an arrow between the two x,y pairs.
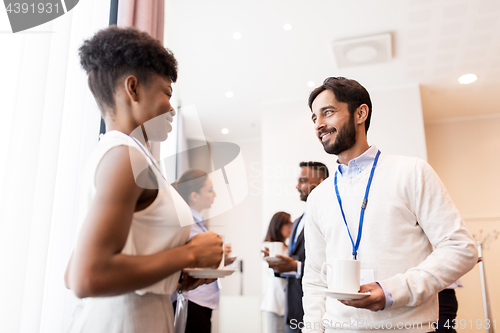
221,128 -> 229,134
283,23 -> 292,31
458,74 -> 477,84
307,81 -> 315,88
331,33 -> 392,69
345,45 -> 379,63
225,91 -> 234,98
232,32 -> 242,40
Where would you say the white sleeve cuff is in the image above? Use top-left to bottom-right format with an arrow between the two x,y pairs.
376,281 -> 394,310
296,261 -> 302,278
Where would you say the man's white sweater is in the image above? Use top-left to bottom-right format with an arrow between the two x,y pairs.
302,153 -> 478,332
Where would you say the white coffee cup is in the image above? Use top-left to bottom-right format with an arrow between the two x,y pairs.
321,259 -> 360,293
268,242 -> 285,258
218,235 -> 225,269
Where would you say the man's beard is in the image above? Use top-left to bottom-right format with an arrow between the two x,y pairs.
323,114 -> 357,155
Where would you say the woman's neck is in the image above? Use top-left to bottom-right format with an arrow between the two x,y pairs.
190,204 -> 203,214
104,116 -> 148,146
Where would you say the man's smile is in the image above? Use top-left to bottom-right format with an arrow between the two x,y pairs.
319,129 -> 336,142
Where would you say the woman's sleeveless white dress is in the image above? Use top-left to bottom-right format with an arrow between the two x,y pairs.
67,131 -> 193,333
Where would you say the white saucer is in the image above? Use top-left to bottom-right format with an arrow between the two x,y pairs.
323,290 -> 370,300
264,257 -> 283,263
184,268 -> 236,279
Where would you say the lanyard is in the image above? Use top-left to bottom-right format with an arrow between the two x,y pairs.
126,134 -> 211,235
334,150 -> 381,260
125,134 -> 167,182
196,220 -> 209,232
290,216 -> 302,252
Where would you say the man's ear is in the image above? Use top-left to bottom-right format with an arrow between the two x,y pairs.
124,75 -> 140,103
356,104 -> 369,125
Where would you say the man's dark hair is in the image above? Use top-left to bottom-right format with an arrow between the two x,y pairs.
299,161 -> 329,179
308,77 -> 372,134
79,26 -> 178,115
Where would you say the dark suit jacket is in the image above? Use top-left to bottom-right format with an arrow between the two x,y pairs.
284,214 -> 305,325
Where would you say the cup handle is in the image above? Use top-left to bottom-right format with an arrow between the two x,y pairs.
320,263 -> 330,284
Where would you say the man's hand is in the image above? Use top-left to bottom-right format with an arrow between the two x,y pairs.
181,274 -> 217,291
339,282 -> 385,312
267,255 -> 298,273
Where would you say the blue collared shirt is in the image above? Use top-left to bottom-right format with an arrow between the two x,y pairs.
189,207 -> 208,239
335,145 -> 394,311
336,145 -> 380,179
185,207 -> 220,309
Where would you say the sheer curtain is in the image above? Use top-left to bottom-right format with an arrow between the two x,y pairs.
0,1 -> 110,332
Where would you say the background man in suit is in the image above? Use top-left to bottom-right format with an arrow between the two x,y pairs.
268,161 -> 329,333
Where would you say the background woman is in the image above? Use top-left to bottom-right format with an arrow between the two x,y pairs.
64,27 -> 223,333
261,212 -> 293,333
172,168 -> 232,333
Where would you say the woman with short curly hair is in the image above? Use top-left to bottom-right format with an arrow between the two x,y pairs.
64,26 -> 223,333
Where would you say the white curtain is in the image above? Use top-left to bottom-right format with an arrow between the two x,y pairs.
0,1 -> 110,332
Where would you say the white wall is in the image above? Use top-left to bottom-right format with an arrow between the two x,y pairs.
203,138 -> 263,333
208,138 -> 263,297
368,84 -> 427,161
425,115 -> 500,329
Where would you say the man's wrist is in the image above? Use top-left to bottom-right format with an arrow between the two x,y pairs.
376,281 -> 393,310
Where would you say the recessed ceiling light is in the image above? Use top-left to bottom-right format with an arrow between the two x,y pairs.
283,23 -> 292,31
458,74 -> 477,84
307,81 -> 315,88
221,128 -> 229,134
233,32 -> 242,40
225,91 -> 234,98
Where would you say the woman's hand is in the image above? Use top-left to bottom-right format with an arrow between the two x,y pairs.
187,232 -> 223,268
224,243 -> 232,257
223,243 -> 235,266
181,274 -> 216,291
224,257 -> 236,266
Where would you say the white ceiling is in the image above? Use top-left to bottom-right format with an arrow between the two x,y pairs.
165,0 -> 500,142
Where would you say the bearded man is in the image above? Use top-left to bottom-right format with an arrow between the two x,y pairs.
301,77 -> 478,333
